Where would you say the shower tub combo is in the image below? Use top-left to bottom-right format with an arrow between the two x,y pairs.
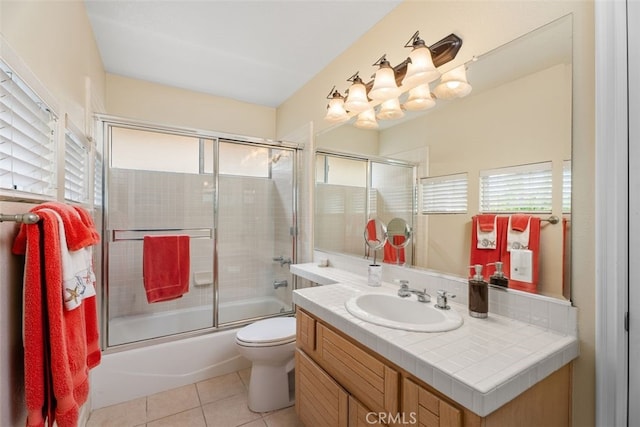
93,296 -> 291,409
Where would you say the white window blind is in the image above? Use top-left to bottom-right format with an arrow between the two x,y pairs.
479,162 -> 552,213
64,129 -> 89,203
420,173 -> 468,214
94,151 -> 103,208
0,62 -> 57,197
563,160 -> 571,213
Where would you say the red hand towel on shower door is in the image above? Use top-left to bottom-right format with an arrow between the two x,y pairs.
143,235 -> 190,303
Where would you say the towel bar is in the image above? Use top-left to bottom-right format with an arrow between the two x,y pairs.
0,212 -> 40,224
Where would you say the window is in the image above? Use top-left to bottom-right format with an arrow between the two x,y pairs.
479,162 -> 552,213
420,173 -> 468,214
64,128 -> 90,203
563,160 -> 571,213
0,61 -> 57,198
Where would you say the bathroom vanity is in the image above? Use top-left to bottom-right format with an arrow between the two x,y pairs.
291,263 -> 578,426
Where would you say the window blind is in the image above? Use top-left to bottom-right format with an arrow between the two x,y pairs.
563,160 -> 571,213
479,162 -> 552,213
420,173 -> 468,214
64,129 -> 89,203
94,151 -> 103,207
0,62 -> 57,197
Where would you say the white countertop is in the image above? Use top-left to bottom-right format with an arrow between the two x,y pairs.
291,263 -> 579,417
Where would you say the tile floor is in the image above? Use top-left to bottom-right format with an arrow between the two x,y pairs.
86,368 -> 304,427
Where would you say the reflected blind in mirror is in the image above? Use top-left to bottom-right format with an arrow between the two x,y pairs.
479,162 -> 552,213
64,128 -> 90,203
420,173 -> 468,214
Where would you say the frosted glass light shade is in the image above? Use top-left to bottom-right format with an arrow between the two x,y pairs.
369,63 -> 400,101
402,46 -> 440,87
403,84 -> 436,111
433,65 -> 472,99
376,98 -> 404,120
344,80 -> 370,113
324,97 -> 349,123
354,108 -> 378,129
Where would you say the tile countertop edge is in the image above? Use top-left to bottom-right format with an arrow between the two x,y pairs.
292,282 -> 579,417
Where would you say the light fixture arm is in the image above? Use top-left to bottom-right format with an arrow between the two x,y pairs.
347,71 -> 363,84
404,30 -> 426,49
326,85 -> 343,100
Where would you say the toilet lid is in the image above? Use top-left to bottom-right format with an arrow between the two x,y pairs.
236,317 -> 296,344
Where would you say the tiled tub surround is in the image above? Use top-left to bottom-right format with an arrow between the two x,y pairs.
291,261 -> 578,417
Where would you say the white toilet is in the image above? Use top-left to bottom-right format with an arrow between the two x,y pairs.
235,316 -> 296,412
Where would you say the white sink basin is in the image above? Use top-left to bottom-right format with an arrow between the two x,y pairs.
345,293 -> 463,332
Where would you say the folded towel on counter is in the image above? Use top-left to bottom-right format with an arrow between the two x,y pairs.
143,235 -> 191,303
507,214 -> 531,251
475,214 -> 497,249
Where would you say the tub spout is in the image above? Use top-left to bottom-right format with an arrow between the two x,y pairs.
273,280 -> 288,289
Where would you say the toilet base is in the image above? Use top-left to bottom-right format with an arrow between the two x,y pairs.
247,362 -> 295,412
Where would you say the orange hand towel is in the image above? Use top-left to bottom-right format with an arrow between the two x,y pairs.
143,235 -> 191,303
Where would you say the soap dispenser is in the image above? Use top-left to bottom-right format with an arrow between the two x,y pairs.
489,261 -> 509,288
469,264 -> 488,318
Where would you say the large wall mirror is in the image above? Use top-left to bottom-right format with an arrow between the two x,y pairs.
314,14 -> 572,302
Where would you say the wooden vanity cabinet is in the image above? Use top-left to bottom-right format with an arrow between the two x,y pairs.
295,308 -> 571,427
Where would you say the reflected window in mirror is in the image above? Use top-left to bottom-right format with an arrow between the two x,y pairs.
420,173 -> 468,214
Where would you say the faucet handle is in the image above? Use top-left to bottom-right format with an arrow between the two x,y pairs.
394,279 -> 409,289
435,290 -> 455,310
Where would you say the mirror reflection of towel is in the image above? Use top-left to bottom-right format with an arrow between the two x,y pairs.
143,235 -> 190,303
476,215 -> 497,249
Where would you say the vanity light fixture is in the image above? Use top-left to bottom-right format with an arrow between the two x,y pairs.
377,97 -> 404,120
324,86 -> 349,124
324,32 -> 468,127
344,72 -> 370,113
402,31 -> 441,87
433,65 -> 473,99
354,108 -> 379,129
403,83 -> 436,111
368,55 -> 402,101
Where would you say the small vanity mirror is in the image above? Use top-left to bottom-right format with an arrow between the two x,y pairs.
364,218 -> 387,251
387,217 -> 412,249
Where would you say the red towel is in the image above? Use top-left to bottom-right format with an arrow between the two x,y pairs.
502,217 -> 541,293
470,216 -> 508,279
143,235 -> 190,303
383,236 -> 406,264
477,214 -> 496,232
13,207 -> 101,427
510,214 -> 530,232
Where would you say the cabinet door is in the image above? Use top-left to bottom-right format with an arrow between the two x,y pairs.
349,396 -> 386,427
403,378 -> 462,427
296,309 -> 316,354
316,323 -> 399,415
296,349 -> 349,427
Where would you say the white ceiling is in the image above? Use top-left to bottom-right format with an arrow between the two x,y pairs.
84,0 -> 402,108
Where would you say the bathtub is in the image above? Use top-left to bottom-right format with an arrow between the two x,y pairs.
92,296 -> 291,409
108,296 -> 290,346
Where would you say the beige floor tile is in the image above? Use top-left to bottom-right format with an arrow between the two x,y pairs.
196,372 -> 246,404
263,407 -> 304,427
238,368 -> 251,388
86,397 -> 147,427
202,393 -> 262,427
238,419 -> 268,427
147,407 -> 206,427
147,384 -> 201,422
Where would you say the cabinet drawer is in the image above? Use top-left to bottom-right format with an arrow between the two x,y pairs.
296,309 -> 316,353
403,378 -> 462,427
296,349 -> 349,427
349,396 -> 386,426
317,323 -> 399,415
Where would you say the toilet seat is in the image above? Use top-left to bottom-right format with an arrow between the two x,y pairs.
236,317 -> 296,347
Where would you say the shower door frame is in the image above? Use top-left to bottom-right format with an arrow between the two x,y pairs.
98,115 -> 301,352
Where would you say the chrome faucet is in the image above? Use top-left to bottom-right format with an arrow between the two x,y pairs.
273,280 -> 288,289
273,256 -> 292,267
397,280 -> 431,303
435,290 -> 456,310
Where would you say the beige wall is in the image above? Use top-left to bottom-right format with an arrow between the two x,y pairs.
106,74 -> 276,139
278,2 -> 595,426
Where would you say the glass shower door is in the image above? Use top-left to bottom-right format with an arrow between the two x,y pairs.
216,140 -> 296,325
